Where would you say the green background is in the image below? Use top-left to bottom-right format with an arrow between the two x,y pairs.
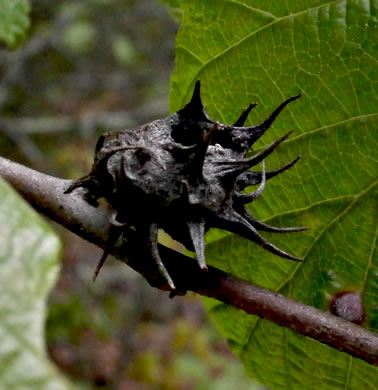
171,1 -> 377,389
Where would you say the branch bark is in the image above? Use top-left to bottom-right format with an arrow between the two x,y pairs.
0,156 -> 377,366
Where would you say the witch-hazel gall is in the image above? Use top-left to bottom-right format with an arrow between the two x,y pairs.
65,81 -> 306,291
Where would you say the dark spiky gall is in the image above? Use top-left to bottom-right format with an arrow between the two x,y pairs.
65,81 -> 306,291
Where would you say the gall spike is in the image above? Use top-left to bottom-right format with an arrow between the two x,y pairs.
65,81 -> 305,292
233,103 -> 257,126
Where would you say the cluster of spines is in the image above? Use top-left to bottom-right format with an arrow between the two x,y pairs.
159,81 -> 306,289
66,80 -> 306,291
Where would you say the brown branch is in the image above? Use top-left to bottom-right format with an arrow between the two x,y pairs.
0,156 -> 377,366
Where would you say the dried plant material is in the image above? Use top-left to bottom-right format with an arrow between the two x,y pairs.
65,81 -> 305,290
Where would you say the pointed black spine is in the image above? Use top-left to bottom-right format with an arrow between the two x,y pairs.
236,156 -> 300,190
148,223 -> 176,290
236,160 -> 266,204
93,224 -> 122,281
179,80 -> 211,122
233,103 -> 257,126
215,132 -> 292,184
246,131 -> 293,166
243,94 -> 301,149
239,209 -> 308,233
215,211 -> 303,262
187,219 -> 207,270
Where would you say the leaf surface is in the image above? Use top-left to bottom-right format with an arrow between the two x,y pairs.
0,178 -> 74,390
0,0 -> 30,48
170,1 -> 378,388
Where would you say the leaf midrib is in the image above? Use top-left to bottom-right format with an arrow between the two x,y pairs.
276,178 -> 377,293
235,178 -> 377,381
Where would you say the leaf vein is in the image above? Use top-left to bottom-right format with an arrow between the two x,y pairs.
183,0 -> 341,101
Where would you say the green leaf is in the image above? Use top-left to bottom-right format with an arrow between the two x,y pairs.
0,0 -> 30,49
170,1 -> 378,389
0,178 -> 74,390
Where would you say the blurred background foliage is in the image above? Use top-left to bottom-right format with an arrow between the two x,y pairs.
0,0 -> 264,389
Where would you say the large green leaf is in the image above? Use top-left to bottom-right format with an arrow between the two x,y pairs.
170,1 -> 378,389
0,0 -> 30,49
0,178 -> 74,390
